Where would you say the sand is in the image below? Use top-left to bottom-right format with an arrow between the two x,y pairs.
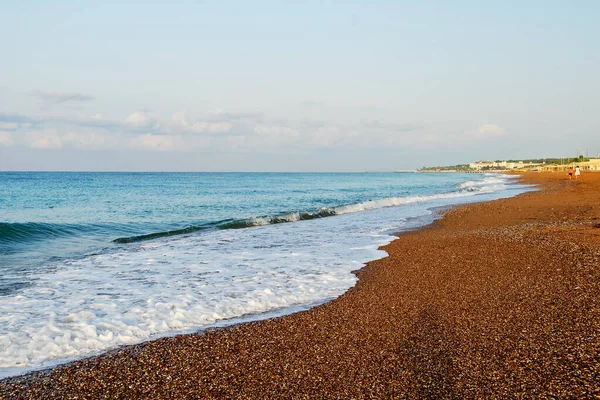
1,172 -> 599,399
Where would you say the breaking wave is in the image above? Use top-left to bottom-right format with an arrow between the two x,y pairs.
112,184 -> 498,244
1,175 -> 512,246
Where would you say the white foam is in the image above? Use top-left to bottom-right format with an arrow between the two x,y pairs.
456,175 -> 508,192
334,191 -> 470,215
0,174 -> 525,378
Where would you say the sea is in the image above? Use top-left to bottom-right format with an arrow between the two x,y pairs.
0,172 -> 530,378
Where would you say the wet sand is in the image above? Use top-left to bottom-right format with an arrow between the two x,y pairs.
2,172 -> 599,399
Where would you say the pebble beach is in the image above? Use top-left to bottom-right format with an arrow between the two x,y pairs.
1,171 -> 599,399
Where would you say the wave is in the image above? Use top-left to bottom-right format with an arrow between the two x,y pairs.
3,176 -> 510,246
112,225 -> 213,244
0,222 -> 88,244
456,176 -> 507,192
217,208 -> 337,229
114,209 -> 339,243
112,184 -> 499,244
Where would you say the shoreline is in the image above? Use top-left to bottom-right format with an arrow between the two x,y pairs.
0,207 -> 444,382
2,172 -> 599,398
0,176 -> 522,381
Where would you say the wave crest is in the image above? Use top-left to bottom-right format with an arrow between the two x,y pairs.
112,183 -> 501,244
6,176 -> 511,246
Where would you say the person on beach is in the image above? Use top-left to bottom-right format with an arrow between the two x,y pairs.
575,166 -> 581,179
568,167 -> 573,180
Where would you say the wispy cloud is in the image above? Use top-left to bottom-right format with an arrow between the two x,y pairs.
30,90 -> 94,104
0,122 -> 21,131
472,123 -> 506,138
0,113 -> 35,132
170,111 -> 236,135
0,112 -> 36,124
124,111 -> 159,130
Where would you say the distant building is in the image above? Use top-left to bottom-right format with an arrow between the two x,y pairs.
468,160 -> 542,170
539,158 -> 600,171
580,158 -> 600,171
469,161 -> 495,170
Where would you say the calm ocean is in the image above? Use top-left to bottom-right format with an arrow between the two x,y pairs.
0,172 -> 529,377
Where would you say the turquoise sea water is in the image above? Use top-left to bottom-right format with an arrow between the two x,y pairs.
0,172 -> 529,377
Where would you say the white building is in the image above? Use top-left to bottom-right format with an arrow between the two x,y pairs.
469,161 -> 496,170
469,160 -> 543,170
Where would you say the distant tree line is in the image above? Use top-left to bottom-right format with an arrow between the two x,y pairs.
501,156 -> 588,164
420,156 -> 590,172
419,164 -> 471,171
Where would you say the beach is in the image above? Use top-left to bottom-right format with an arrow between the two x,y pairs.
1,172 -> 599,398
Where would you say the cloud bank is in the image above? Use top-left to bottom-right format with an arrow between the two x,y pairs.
0,109 -> 429,153
1,107 -> 512,163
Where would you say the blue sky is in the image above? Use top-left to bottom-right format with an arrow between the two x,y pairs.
1,1 -> 598,171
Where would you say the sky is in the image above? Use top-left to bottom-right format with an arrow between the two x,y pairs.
1,0 -> 598,171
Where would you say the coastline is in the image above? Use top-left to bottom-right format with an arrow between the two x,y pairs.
2,172 -> 599,398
